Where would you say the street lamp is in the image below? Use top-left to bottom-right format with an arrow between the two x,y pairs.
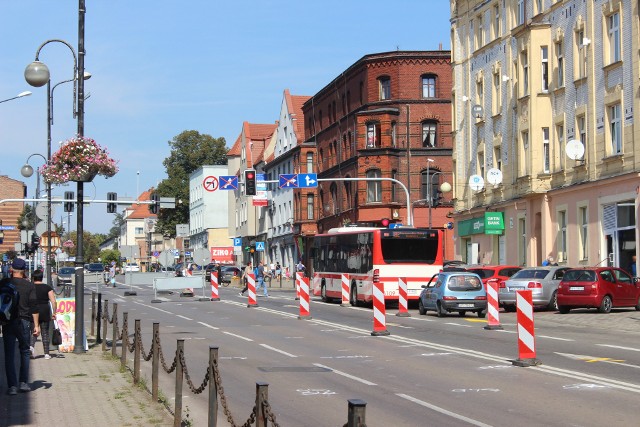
21,153 -> 49,279
421,159 -> 452,228
0,90 -> 32,104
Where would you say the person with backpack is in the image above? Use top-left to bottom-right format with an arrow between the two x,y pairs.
1,258 -> 39,395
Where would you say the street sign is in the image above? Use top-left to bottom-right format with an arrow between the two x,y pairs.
298,173 -> 318,188
203,175 -> 219,192
0,225 -> 15,230
256,241 -> 265,251
153,251 -> 160,257
279,174 -> 298,188
158,250 -> 173,267
233,237 -> 242,247
219,175 -> 238,190
389,223 -> 403,229
185,251 -> 192,257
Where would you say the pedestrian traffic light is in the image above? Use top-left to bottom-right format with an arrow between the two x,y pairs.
64,191 -> 74,213
244,169 -> 257,196
149,192 -> 160,214
107,192 -> 117,213
432,190 -> 444,207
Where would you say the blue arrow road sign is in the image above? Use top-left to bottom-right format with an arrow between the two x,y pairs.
279,174 -> 298,188
298,173 -> 318,188
256,241 -> 265,251
233,237 -> 242,247
219,176 -> 238,190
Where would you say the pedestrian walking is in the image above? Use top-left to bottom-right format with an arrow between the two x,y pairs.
631,255 -> 637,277
239,261 -> 252,296
109,263 -> 117,287
275,262 -> 281,280
1,258 -> 40,395
255,261 -> 269,297
29,269 -> 57,359
296,260 -> 306,277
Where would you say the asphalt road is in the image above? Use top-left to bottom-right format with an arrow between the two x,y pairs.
88,277 -> 640,426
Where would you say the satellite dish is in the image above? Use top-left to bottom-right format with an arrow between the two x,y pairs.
566,139 -> 585,160
486,168 -> 503,186
468,174 -> 485,191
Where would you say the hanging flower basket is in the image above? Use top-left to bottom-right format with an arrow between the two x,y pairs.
40,136 -> 118,184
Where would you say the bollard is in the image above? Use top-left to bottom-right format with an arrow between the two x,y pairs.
120,312 -> 128,370
341,273 -> 350,307
247,272 -> 258,307
96,293 -> 102,343
102,300 -> 109,351
298,277 -> 312,320
152,323 -> 159,403
210,271 -> 220,301
295,272 -> 302,300
91,291 -> 96,336
134,319 -> 141,384
111,304 -> 118,358
371,281 -> 390,336
396,277 -> 410,317
484,279 -> 503,330
512,290 -> 541,367
255,382 -> 269,427
346,399 -> 367,427
208,346 -> 219,427
174,340 -> 184,427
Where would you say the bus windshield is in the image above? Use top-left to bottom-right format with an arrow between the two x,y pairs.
380,229 -> 440,264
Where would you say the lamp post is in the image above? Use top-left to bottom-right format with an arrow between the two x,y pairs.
0,90 -> 32,104
20,153 -> 48,279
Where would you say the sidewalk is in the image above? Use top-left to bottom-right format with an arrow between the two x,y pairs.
0,336 -> 173,427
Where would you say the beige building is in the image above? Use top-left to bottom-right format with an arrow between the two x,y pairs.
450,0 -> 639,274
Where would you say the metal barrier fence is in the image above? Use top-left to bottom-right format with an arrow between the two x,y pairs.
93,293 -> 368,427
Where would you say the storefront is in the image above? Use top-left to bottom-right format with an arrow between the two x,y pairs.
458,212 -> 505,265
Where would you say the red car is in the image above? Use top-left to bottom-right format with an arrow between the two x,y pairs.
557,267 -> 640,313
465,265 -> 522,288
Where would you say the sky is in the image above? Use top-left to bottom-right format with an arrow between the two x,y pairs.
0,1 -> 452,235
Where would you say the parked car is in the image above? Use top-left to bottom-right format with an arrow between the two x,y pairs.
85,263 -> 105,273
418,271 -> 487,317
466,265 -> 522,288
124,263 -> 140,272
557,267 -> 640,314
499,266 -> 570,311
221,266 -> 242,284
56,267 -> 76,286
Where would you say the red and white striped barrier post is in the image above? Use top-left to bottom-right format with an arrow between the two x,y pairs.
247,272 -> 258,307
295,272 -> 302,300
371,281 -> 390,336
512,289 -> 540,366
396,277 -> 410,317
210,271 -> 220,301
341,273 -> 350,307
181,267 -> 194,296
483,279 -> 502,330
298,277 -> 312,320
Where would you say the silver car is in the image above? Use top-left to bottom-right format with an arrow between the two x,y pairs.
499,266 -> 570,311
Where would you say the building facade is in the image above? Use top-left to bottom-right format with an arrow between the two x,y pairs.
450,0 -> 639,273
0,175 -> 26,254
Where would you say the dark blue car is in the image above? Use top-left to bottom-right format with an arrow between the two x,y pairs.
418,271 -> 487,318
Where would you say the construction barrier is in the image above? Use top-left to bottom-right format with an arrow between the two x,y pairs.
512,289 -> 541,366
396,277 -> 410,317
151,276 -> 208,303
341,273 -> 350,307
247,272 -> 258,307
210,271 -> 220,301
295,272 -> 302,300
483,279 -> 502,330
371,281 -> 390,336
298,277 -> 312,320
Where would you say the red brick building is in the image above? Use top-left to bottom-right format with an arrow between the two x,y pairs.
301,51 -> 454,258
0,176 -> 26,254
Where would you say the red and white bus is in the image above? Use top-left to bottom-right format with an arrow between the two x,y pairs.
310,227 -> 444,305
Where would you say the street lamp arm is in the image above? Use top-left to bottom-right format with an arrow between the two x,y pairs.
0,91 -> 32,104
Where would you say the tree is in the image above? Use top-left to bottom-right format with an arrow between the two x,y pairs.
107,213 -> 124,241
64,231 -> 106,263
155,130 -> 227,237
99,249 -> 121,266
17,205 -> 35,230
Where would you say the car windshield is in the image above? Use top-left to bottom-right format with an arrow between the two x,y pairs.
511,269 -> 549,280
466,268 -> 495,279
59,267 -> 75,275
447,275 -> 483,291
563,270 -> 597,282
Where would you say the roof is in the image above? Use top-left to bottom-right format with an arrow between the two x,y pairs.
284,89 -> 311,142
226,121 -> 277,168
125,189 -> 156,219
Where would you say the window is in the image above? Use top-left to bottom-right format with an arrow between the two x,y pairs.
492,71 -> 501,114
535,0 -> 543,15
421,170 -> 439,202
494,146 -> 502,171
344,180 -> 352,209
608,12 -> 621,63
519,217 -> 527,266
558,210 -> 567,262
578,206 -> 588,260
422,75 -> 436,98
470,19 -> 475,51
306,152 -> 313,173
555,123 -> 564,171
422,121 -> 437,147
476,77 -> 484,106
609,103 -> 622,154
391,121 -> 397,147
379,76 -> 391,100
541,46 -> 549,92
478,151 -> 485,178
477,14 -> 484,47
555,41 -> 564,87
542,127 -> 550,173
517,0 -> 525,26
330,183 -> 339,214
578,115 -> 587,149
366,169 -> 381,202
521,51 -> 529,96
366,123 -> 380,148
135,227 -> 144,235
493,5 -> 500,39
521,130 -> 529,175
577,30 -> 587,79
307,194 -> 314,220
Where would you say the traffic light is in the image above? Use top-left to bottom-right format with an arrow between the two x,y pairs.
149,192 -> 160,214
31,233 -> 40,252
107,192 -> 117,213
381,218 -> 391,227
244,169 -> 257,196
432,190 -> 444,207
64,191 -> 74,213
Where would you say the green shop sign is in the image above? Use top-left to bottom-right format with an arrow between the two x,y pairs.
458,212 -> 504,236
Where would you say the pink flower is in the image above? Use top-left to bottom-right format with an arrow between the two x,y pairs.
41,135 -> 118,184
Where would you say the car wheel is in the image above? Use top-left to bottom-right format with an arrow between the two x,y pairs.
547,291 -> 558,311
477,310 -> 486,318
350,285 -> 358,307
503,304 -> 516,313
436,301 -> 447,317
321,283 -> 328,303
458,311 -> 466,317
558,305 -> 570,314
418,299 -> 427,315
598,295 -> 612,313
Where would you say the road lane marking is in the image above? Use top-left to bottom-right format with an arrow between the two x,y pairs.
396,393 -> 493,427
260,344 -> 297,358
177,315 -> 193,321
198,322 -> 219,330
313,363 -> 377,386
597,344 -> 640,352
445,322 -> 473,328
133,301 -> 173,314
537,335 -> 574,341
223,331 -> 253,342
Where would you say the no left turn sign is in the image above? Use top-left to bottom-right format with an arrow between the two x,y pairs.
203,176 -> 219,192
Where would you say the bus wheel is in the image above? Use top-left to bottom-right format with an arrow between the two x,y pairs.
321,283 -> 328,303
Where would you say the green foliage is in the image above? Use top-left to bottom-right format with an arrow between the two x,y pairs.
155,130 -> 227,237
100,249 -> 121,266
17,205 -> 35,230
65,231 -> 107,263
107,213 -> 124,241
